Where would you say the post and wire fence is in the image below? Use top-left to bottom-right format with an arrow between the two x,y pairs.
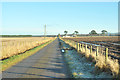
61,38 -> 109,64
60,38 -> 120,77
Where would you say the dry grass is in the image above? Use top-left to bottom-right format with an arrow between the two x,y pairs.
1,37 -> 55,59
63,36 -> 120,62
62,38 -> 119,77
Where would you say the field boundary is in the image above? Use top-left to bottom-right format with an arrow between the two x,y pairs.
60,38 -> 120,78
2,38 -> 56,71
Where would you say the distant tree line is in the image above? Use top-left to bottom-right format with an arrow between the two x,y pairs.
0,35 -> 32,37
33,35 -> 57,37
89,30 -> 108,36
60,29 -> 119,37
89,30 -> 119,36
1,35 -> 58,37
64,30 -> 79,37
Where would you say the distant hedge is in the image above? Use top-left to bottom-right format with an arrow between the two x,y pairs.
0,35 -> 32,37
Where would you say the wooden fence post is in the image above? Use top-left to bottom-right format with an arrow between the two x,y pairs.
75,42 -> 77,48
90,45 -> 92,53
75,42 -> 76,47
96,46 -> 98,60
77,43 -> 80,52
73,41 -> 75,47
82,44 -> 84,52
80,43 -> 81,51
74,41 -> 75,47
72,41 -> 74,47
71,41 -> 72,46
101,46 -> 103,54
68,40 -> 70,44
85,44 -> 87,52
70,40 -> 72,46
105,48 -> 108,63
81,44 -> 83,51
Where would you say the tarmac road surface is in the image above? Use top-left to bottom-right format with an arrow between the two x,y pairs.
2,38 -> 70,78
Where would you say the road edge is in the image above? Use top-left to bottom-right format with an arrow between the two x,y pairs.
2,38 -> 56,71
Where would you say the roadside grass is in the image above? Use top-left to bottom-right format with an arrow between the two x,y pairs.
79,48 -> 119,77
2,39 -> 55,71
61,40 -> 112,78
61,38 -> 119,78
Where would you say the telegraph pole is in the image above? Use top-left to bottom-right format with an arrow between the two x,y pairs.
44,24 -> 46,39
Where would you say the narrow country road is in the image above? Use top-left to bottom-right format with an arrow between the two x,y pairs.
2,38 -> 70,78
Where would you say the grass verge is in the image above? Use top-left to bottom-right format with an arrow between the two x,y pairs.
2,39 -> 55,71
61,38 -> 119,78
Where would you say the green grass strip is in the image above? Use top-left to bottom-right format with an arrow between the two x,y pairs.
2,39 -> 55,71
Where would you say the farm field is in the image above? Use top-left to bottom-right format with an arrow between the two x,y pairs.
2,2 -> 119,79
61,37 -> 120,77
2,37 -> 120,78
62,36 -> 120,62
1,37 -> 55,60
2,38 -> 71,78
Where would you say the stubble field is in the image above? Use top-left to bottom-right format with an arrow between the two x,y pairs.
1,37 -> 55,60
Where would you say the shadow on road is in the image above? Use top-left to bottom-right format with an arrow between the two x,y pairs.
4,71 -> 58,78
2,38 -> 70,78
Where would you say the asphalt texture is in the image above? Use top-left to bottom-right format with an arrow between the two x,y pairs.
2,38 -> 70,78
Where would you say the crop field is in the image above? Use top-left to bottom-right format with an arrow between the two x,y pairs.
63,36 -> 119,42
1,37 -> 55,60
62,36 -> 120,62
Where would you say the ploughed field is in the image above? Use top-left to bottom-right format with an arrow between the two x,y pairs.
1,37 -> 55,60
62,36 -> 120,63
